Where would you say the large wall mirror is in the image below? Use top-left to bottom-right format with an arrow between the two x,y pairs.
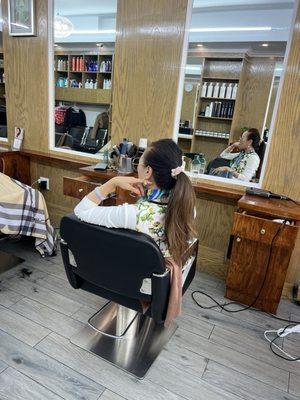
177,0 -> 295,186
50,0 -> 295,172
51,0 -> 117,156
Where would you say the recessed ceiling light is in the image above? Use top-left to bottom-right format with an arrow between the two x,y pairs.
197,44 -> 203,47
54,44 -> 58,47
262,43 -> 269,47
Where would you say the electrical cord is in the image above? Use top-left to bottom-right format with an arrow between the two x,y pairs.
264,324 -> 300,362
191,219 -> 300,324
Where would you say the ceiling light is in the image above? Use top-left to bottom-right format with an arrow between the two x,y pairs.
197,44 -> 203,47
96,43 -> 104,47
190,26 -> 272,33
54,44 -> 58,47
54,15 -> 74,38
262,43 -> 269,47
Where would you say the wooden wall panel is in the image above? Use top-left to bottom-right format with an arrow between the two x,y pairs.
195,198 -> 235,279
30,161 -> 80,228
180,82 -> 198,125
192,136 -> 228,163
263,4 -> 300,200
203,59 -> 242,79
230,58 -> 275,142
111,0 -> 190,145
2,0 -> 49,152
262,2 -> 300,295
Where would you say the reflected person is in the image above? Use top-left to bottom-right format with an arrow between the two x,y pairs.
211,128 -> 261,181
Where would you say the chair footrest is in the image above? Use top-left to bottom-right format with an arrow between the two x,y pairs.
70,301 -> 178,378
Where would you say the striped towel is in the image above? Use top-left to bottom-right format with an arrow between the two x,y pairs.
0,172 -> 57,256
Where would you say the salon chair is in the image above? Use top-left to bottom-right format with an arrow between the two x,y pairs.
60,213 -> 198,378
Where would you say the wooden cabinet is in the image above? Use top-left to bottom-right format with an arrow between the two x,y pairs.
63,176 -> 99,200
226,195 -> 300,314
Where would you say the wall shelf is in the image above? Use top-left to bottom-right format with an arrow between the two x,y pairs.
55,52 -> 113,90
201,97 -> 235,101
198,116 -> 232,121
55,87 -> 112,105
202,77 -> 240,81
178,133 -> 193,140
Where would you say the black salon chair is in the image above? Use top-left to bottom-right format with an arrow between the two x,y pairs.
60,213 -> 198,378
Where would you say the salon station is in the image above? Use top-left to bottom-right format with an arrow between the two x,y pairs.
0,0 -> 300,399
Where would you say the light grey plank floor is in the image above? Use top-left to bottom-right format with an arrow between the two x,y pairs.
0,367 -> 63,400
0,238 -> 300,400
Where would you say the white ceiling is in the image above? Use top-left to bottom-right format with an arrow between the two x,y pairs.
54,0 -> 117,16
54,0 -> 295,50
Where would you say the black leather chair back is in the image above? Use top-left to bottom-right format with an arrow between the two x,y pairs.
60,214 -> 171,321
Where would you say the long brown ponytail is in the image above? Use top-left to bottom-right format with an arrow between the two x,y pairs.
143,139 -> 196,265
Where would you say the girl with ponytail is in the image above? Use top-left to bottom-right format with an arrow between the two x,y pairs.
75,138 -> 196,323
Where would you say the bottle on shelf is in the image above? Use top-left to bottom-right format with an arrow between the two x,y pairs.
72,57 -> 76,71
199,154 -> 206,174
204,105 -> 210,117
208,101 -> 214,117
206,82 -> 214,97
94,80 -> 98,89
231,83 -> 238,99
213,82 -> 220,98
219,83 -> 226,98
191,155 -> 201,174
201,82 -> 208,97
80,57 -> 84,71
100,61 -> 106,72
226,83 -> 233,99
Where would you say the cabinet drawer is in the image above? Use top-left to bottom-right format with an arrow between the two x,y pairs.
232,212 -> 298,247
63,176 -> 99,199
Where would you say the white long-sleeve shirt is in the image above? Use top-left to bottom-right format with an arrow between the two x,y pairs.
74,197 -> 137,229
220,150 -> 260,181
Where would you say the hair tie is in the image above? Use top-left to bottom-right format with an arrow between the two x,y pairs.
171,166 -> 184,178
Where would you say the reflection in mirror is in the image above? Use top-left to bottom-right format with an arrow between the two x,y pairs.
177,0 -> 295,185
53,0 -> 117,155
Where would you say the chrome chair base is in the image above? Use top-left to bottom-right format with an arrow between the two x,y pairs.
70,301 -> 178,378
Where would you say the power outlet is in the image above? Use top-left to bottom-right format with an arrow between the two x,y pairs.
38,177 -> 50,190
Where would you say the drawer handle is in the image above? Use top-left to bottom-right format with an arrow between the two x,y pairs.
260,229 -> 266,235
78,188 -> 84,193
236,237 -> 241,243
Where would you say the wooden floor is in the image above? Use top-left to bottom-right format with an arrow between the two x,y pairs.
0,238 -> 300,400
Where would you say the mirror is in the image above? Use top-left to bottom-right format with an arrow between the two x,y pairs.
52,0 -> 117,155
177,0 -> 295,185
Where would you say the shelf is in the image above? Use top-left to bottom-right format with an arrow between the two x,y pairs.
56,70 -> 68,73
195,134 -> 229,140
178,134 -> 193,140
55,87 -> 111,105
198,116 -> 232,121
201,97 -> 235,101
202,77 -> 239,81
